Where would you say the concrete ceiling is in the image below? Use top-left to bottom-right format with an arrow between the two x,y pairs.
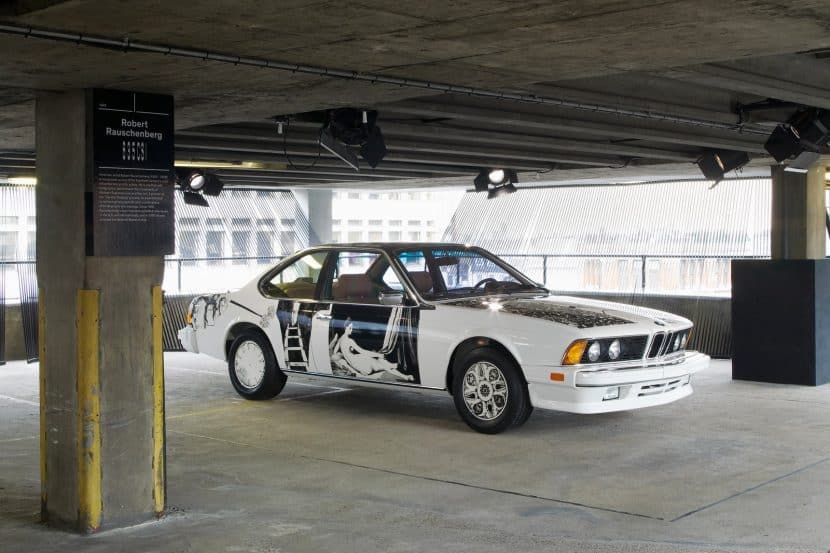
2,0 -> 830,187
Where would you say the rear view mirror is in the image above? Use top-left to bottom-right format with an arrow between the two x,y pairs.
378,291 -> 405,306
435,256 -> 459,266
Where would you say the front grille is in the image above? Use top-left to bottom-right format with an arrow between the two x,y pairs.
648,333 -> 665,358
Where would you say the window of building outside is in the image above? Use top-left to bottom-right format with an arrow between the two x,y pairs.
368,193 -> 380,200
408,192 -> 420,200
368,219 -> 382,226
409,231 -> 421,241
368,231 -> 382,242
179,230 -> 200,265
389,231 -> 402,241
0,216 -> 17,225
0,230 -> 16,261
232,231 -> 251,264
347,231 -> 363,242
26,231 -> 35,261
256,231 -> 275,263
332,219 -> 341,226
389,219 -> 402,226
408,220 -> 421,227
347,192 -> 360,200
206,230 -> 224,264
388,192 -> 400,200
347,219 -> 361,226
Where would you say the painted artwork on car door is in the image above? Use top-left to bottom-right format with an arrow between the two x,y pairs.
328,304 -> 421,384
276,300 -> 331,371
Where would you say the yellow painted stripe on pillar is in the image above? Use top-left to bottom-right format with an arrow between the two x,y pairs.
38,288 -> 47,519
151,285 -> 166,516
76,289 -> 101,532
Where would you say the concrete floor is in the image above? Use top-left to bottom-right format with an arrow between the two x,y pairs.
1,354 -> 829,553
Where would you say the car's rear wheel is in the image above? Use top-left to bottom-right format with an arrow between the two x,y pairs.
228,331 -> 286,400
452,347 -> 532,434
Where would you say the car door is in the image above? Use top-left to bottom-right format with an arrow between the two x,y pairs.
317,249 -> 422,384
259,249 -> 333,373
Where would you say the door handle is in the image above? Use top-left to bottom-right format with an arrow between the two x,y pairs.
315,313 -> 332,320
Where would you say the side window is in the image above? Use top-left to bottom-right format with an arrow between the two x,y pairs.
396,250 -> 435,296
326,251 -> 381,304
261,252 -> 327,298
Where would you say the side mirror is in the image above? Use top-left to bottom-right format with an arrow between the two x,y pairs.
378,291 -> 405,306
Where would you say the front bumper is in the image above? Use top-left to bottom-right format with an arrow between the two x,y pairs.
527,351 -> 709,414
177,326 -> 199,353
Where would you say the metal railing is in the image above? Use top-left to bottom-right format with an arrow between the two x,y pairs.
2,253 -> 769,300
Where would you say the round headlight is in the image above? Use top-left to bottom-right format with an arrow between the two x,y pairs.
587,341 -> 601,362
673,334 -> 681,351
608,339 -> 621,360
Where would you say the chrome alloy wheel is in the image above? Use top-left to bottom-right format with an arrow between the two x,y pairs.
462,361 -> 509,421
234,340 -> 266,390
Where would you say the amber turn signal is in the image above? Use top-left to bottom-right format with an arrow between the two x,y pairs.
186,309 -> 193,325
550,372 -> 565,382
561,339 -> 588,365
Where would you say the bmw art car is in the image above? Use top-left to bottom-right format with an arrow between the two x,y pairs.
178,243 -> 709,433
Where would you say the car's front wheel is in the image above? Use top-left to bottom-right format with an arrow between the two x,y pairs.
452,347 -> 533,434
228,331 -> 286,400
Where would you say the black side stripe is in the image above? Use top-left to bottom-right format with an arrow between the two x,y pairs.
230,300 -> 262,318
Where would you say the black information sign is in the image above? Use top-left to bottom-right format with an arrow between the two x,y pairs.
90,88 -> 175,256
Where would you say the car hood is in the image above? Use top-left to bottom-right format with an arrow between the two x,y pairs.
439,294 -> 690,330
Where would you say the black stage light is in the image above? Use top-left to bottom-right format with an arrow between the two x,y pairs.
176,168 -> 223,207
474,168 -> 519,198
764,124 -> 802,162
764,108 -> 830,168
697,150 -> 750,182
319,108 -> 387,170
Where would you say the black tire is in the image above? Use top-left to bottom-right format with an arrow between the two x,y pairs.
451,347 -> 533,434
228,331 -> 286,400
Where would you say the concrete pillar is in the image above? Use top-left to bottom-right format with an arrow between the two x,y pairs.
307,189 -> 332,245
36,91 -> 166,532
770,164 -> 826,260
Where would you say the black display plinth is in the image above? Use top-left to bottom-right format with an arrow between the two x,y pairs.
732,259 -> 830,386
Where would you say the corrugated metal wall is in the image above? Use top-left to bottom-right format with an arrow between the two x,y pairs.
444,178 -> 771,256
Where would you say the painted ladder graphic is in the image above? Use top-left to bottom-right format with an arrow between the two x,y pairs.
284,324 -> 309,370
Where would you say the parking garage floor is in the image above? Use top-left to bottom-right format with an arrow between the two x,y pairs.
1,354 -> 829,553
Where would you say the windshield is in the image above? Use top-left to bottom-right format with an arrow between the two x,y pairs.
394,247 -> 546,300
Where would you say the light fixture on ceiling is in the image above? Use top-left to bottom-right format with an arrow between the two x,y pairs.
5,176 -> 37,186
764,108 -> 830,172
474,168 -> 518,199
318,108 -> 387,171
176,168 -> 224,207
696,150 -> 750,183
174,160 -> 278,170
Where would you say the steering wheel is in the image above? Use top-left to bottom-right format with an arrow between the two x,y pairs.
472,277 -> 498,290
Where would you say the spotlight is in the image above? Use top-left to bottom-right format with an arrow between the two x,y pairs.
179,169 -> 205,192
176,168 -> 223,207
474,168 -> 518,199
697,150 -> 750,182
764,108 -> 830,170
319,108 -> 387,170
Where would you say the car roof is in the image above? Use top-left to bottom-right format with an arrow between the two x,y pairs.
311,242 -> 474,253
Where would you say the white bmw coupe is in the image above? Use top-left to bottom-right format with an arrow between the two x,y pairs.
179,243 -> 709,433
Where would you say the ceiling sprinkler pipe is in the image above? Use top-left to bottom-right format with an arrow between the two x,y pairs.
0,22 -> 767,136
